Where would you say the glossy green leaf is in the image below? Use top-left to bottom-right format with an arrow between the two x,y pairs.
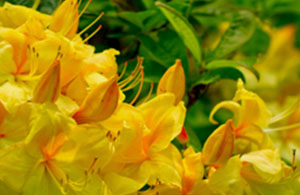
138,29 -> 189,79
206,59 -> 260,80
193,67 -> 245,86
209,10 -> 256,61
155,1 -> 202,65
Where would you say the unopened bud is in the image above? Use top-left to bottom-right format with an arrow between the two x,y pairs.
202,119 -> 234,166
157,59 -> 185,105
73,76 -> 119,124
32,60 -> 61,103
177,127 -> 189,144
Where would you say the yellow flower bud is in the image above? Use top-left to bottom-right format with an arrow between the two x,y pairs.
73,76 -> 119,124
202,119 -> 234,166
157,59 -> 185,105
32,60 -> 61,103
49,0 -> 79,39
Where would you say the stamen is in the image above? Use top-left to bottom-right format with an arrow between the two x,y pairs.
142,83 -> 154,103
77,12 -> 104,37
87,157 -> 98,173
117,61 -> 128,81
269,98 -> 300,124
121,72 -> 142,91
118,58 -> 142,88
130,67 -> 144,105
83,25 -> 102,43
264,122 -> 300,132
64,0 -> 91,36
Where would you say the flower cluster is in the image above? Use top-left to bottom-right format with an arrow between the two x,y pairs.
0,1 -> 299,195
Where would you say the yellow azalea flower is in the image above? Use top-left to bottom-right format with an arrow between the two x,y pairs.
157,59 -> 185,105
0,2 -> 50,28
0,102 -> 116,195
83,49 -> 120,79
0,28 -> 28,74
181,147 -> 204,194
140,146 -> 203,195
139,93 -> 186,155
0,78 -> 32,111
210,79 -> 274,154
0,102 -> 32,149
201,156 -> 244,195
99,93 -> 186,194
240,149 -> 296,195
241,149 -> 292,184
18,16 -> 47,43
0,103 -> 76,193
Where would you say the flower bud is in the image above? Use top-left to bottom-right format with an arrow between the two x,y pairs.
49,0 -> 79,39
32,60 -> 61,103
157,59 -> 185,105
73,76 -> 119,124
177,126 -> 189,144
202,119 -> 234,166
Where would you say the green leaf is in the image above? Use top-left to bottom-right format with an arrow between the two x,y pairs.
206,59 -> 260,80
185,100 -> 216,145
155,1 -> 202,65
5,0 -> 57,14
118,10 -> 156,29
194,67 -> 245,86
240,27 -> 270,57
186,127 -> 202,152
138,29 -> 189,80
209,10 -> 256,61
118,9 -> 166,31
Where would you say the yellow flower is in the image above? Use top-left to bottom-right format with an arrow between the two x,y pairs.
0,102 -> 32,149
210,79 -> 274,154
0,2 -> 50,28
140,146 -> 203,195
99,93 -> 186,194
240,149 -> 296,195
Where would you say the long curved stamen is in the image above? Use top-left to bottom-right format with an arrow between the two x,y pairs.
83,25 -> 102,43
64,0 -> 90,36
130,67 -> 144,105
142,83 -> 154,103
117,61 -> 128,81
77,12 -> 104,38
269,98 -> 300,124
121,72 -> 142,91
118,58 -> 142,88
264,122 -> 300,132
